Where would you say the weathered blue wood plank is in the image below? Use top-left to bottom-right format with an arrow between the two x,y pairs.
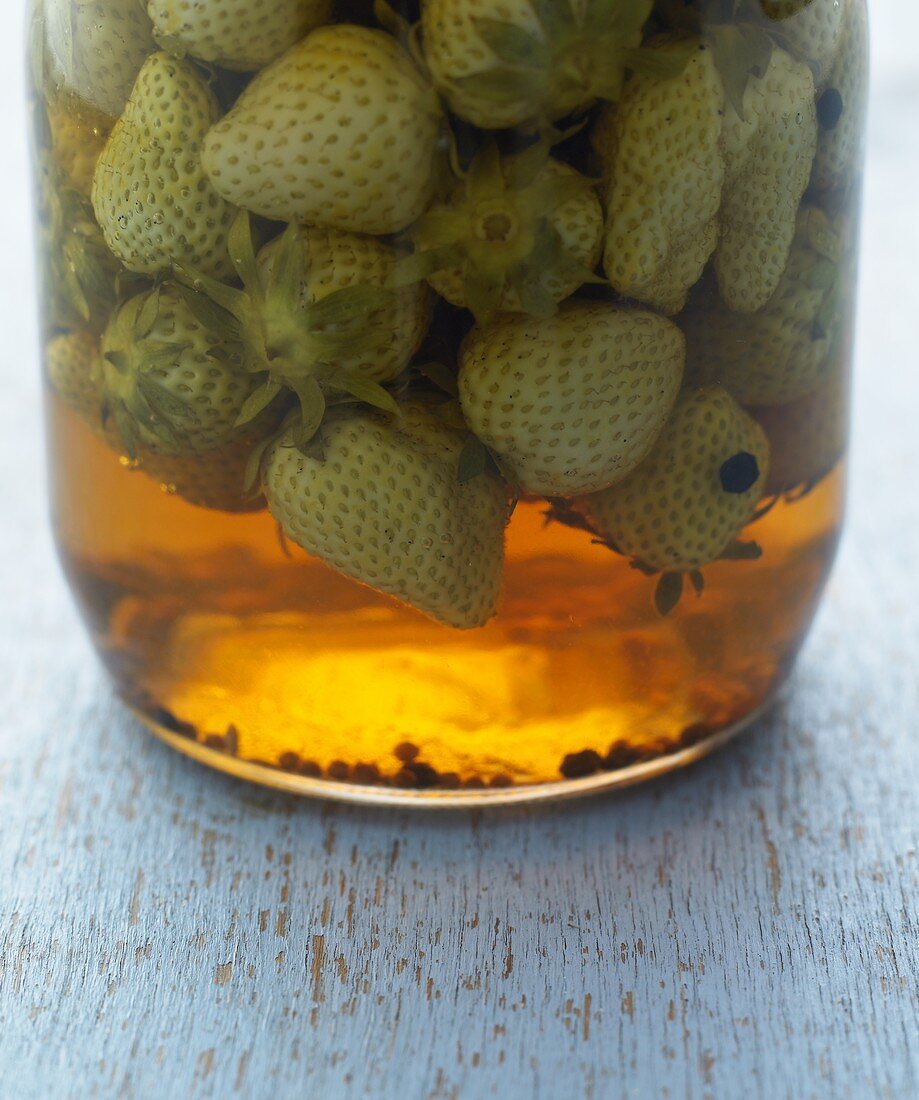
1,2 -> 918,1098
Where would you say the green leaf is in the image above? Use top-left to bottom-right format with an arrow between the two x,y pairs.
291,377 -> 327,445
449,67 -> 546,108
471,17 -> 550,69
174,265 -> 250,324
711,24 -> 774,120
264,223 -> 304,311
389,247 -> 461,289
458,436 -> 490,483
172,282 -> 243,343
622,40 -> 696,82
134,287 -> 161,340
689,570 -> 706,596
654,572 -> 684,616
529,0 -> 574,41
227,210 -> 262,294
331,372 -> 400,416
416,361 -> 460,397
306,285 -> 395,330
466,141 -> 507,201
236,378 -> 283,427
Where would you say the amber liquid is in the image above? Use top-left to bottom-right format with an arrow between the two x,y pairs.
48,392 -> 845,791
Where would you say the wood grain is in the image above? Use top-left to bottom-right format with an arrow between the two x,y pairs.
1,3 -> 918,1097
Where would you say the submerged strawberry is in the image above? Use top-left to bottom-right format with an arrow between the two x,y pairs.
46,329 -> 106,426
458,303 -> 685,497
92,52 -> 236,278
148,0 -> 332,71
139,435 -> 269,514
752,368 -> 850,495
684,207 -> 845,406
597,38 -> 726,315
421,0 -> 678,130
257,225 -> 433,384
41,0 -> 155,116
759,0 -> 846,87
100,284 -> 278,459
580,386 -> 770,574
810,0 -> 868,196
176,211 -> 421,448
715,45 -> 817,312
202,25 -> 443,235
397,141 -> 603,323
261,399 -> 513,628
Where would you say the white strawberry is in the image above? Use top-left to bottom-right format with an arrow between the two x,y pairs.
597,38 -> 726,315
147,0 -> 332,71
421,0 -> 667,130
92,52 -> 236,278
752,367 -> 849,495
175,212 -> 424,443
46,329 -> 106,426
261,399 -> 513,628
760,0 -> 847,87
458,303 -> 685,497
400,141 -> 603,323
100,284 -> 276,458
41,0 -> 156,117
202,25 -> 443,235
715,45 -> 817,312
810,0 -> 868,196
257,225 -> 433,384
683,207 -> 845,406
580,385 -> 770,573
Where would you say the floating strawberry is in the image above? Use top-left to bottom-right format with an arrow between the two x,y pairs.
202,25 -> 443,235
397,141 -> 603,323
597,38 -> 726,315
148,0 -> 332,71
810,0 -> 868,196
421,0 -> 683,130
100,284 -> 278,459
41,0 -> 156,117
92,52 -> 236,278
684,207 -> 844,406
760,0 -> 846,87
715,45 -> 817,312
257,224 -> 433,384
46,329 -> 106,426
458,303 -> 685,497
261,399 -> 513,628
580,385 -> 770,574
139,435 -> 269,513
752,368 -> 849,496
175,211 -> 420,446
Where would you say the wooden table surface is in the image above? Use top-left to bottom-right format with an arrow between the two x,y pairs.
2,5 -> 918,1098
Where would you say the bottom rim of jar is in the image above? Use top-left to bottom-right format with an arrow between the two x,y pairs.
127,683 -> 790,810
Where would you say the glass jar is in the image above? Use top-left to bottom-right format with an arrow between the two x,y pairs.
29,0 -> 867,805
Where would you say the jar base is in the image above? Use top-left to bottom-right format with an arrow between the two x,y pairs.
129,686 -> 787,809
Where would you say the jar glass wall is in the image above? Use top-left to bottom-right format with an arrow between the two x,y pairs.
29,0 -> 866,804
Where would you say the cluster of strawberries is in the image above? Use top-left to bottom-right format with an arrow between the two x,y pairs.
36,0 -> 866,627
